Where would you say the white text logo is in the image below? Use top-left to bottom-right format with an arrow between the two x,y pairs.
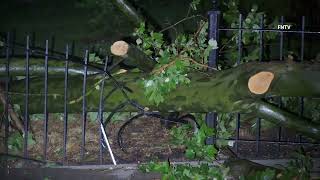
277,25 -> 292,30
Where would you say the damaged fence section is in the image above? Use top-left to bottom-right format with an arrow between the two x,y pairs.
1,8 -> 320,167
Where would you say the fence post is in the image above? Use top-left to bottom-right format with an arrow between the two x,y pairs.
205,1 -> 220,145
207,1 -> 220,69
24,35 -> 30,160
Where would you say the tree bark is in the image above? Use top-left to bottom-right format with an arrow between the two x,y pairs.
110,41 -> 156,72
2,61 -> 320,139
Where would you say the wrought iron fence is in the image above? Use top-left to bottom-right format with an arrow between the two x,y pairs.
206,8 -> 320,159
0,6 -> 320,167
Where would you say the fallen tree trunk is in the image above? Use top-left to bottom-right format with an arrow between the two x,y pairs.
2,61 -> 320,139
3,61 -> 320,112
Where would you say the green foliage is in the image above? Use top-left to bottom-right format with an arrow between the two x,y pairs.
215,113 -> 236,147
134,0 -> 279,104
190,0 -> 201,11
281,97 -> 320,122
135,21 -> 217,105
220,0 -> 278,68
170,122 -> 216,161
280,148 -> 313,180
89,53 -> 103,64
8,132 -> 35,154
142,61 -> 191,105
139,116 -> 230,179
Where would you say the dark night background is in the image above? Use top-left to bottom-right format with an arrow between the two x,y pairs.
0,0 -> 319,56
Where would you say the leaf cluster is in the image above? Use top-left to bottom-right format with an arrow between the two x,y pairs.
220,0 -> 278,68
139,116 -> 230,179
8,132 -> 35,154
135,21 -> 217,105
170,122 -> 216,161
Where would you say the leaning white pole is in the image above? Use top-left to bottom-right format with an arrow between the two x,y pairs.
100,124 -> 117,165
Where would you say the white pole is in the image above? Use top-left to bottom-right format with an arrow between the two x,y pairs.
100,124 -> 117,165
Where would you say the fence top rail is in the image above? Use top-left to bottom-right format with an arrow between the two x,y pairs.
218,28 -> 320,34
1,40 -> 109,75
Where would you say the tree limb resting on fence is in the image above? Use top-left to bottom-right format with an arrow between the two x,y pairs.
2,61 -> 320,139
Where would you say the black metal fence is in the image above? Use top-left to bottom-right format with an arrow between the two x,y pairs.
206,8 -> 320,158
0,33 -> 115,165
1,5 -> 320,167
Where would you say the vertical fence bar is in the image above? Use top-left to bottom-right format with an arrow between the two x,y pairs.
255,15 -> 264,156
300,16 -> 305,62
234,14 -> 243,155
205,113 -> 217,145
208,11 -> 220,69
277,126 -> 282,157
206,2 -> 220,146
4,32 -> 10,157
43,40 -> 49,160
23,36 -> 30,159
278,16 -> 285,156
237,14 -> 243,64
81,50 -> 89,162
98,56 -> 109,164
298,96 -> 304,142
235,113 -> 240,154
256,118 -> 261,156
279,16 -> 284,61
50,35 -> 55,56
63,44 -> 69,164
277,95 -> 282,157
299,16 -> 305,143
259,15 -> 264,61
278,15 -> 284,135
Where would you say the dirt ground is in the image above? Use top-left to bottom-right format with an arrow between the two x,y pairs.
1,114 -> 187,166
1,113 -> 320,167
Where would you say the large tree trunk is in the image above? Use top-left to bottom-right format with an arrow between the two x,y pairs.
2,61 -> 320,139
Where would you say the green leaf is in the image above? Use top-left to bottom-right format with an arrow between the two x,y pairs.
183,169 -> 192,177
185,149 -> 196,159
205,145 -> 217,158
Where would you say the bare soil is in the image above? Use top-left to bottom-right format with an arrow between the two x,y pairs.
1,113 -> 319,167
1,114 -> 186,166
